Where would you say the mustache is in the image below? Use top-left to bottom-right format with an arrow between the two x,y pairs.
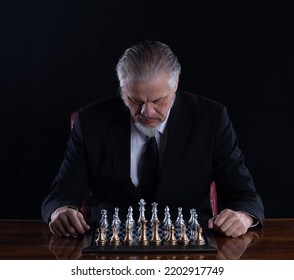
137,115 -> 161,122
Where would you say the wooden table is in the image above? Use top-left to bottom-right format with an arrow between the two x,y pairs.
0,219 -> 293,259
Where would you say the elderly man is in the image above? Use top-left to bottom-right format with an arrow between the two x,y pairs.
42,40 -> 264,238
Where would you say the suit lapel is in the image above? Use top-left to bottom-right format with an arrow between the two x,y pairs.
157,93 -> 192,194
108,107 -> 141,201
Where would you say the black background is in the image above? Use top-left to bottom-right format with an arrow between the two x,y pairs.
1,1 -> 293,219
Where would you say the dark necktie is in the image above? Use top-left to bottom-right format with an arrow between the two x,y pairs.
139,136 -> 159,203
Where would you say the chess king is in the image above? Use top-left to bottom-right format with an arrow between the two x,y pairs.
42,40 -> 264,238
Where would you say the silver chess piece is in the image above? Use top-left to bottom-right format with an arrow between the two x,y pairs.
188,208 -> 200,228
111,207 -> 121,228
126,206 -> 135,229
99,209 -> 109,229
111,207 -> 121,239
138,199 -> 147,222
175,207 -> 185,228
150,202 -> 160,224
162,206 -> 172,229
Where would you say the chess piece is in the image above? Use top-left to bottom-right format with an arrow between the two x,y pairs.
109,225 -> 121,245
150,202 -> 160,225
175,207 -> 185,228
162,206 -> 172,229
194,227 -> 205,245
178,224 -> 190,245
112,207 -> 121,227
126,206 -> 135,229
99,209 -> 109,229
188,208 -> 200,228
150,220 -> 161,245
166,224 -> 177,245
138,219 -> 150,246
96,226 -> 107,246
124,223 -> 134,245
138,199 -> 147,222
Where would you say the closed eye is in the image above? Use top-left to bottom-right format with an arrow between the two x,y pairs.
128,97 -> 143,106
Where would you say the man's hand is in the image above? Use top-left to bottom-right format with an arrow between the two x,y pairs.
49,206 -> 90,238
208,209 -> 254,237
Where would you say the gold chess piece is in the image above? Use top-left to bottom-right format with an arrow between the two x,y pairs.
150,220 -> 161,245
194,226 -> 205,245
178,224 -> 190,245
138,219 -> 150,246
96,226 -> 107,246
109,225 -> 121,245
166,224 -> 177,245
124,223 -> 134,245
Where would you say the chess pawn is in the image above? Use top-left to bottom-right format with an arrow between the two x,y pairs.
150,220 -> 161,245
194,227 -> 205,245
138,219 -> 150,246
96,226 -> 108,246
166,224 -> 177,245
109,225 -> 121,246
124,223 -> 134,245
178,224 -> 190,245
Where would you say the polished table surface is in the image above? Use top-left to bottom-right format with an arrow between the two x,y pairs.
0,219 -> 293,260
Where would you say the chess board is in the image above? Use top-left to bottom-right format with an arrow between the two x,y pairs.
82,223 -> 217,254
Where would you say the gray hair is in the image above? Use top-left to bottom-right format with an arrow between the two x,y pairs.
116,40 -> 181,89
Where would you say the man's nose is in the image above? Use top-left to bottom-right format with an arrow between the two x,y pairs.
141,102 -> 155,117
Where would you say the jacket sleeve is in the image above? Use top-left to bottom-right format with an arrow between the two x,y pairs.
212,106 -> 265,225
41,110 -> 89,223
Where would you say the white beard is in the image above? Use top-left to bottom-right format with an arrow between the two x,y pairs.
134,121 -> 160,137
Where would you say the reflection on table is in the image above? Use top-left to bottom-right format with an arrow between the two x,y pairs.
48,228 -> 262,260
0,219 -> 293,260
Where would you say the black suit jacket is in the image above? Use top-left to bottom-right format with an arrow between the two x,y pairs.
41,91 -> 264,224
